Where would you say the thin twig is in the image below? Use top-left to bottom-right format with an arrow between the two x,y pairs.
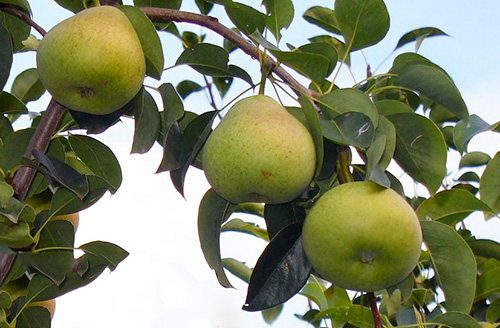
139,7 -> 321,99
367,292 -> 384,328
0,4 -> 46,36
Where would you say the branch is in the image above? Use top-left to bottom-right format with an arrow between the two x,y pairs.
367,292 -> 384,328
0,4 -> 46,36
139,7 -> 321,99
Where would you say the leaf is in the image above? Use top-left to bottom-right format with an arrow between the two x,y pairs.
198,189 -> 236,288
374,99 -> 414,116
134,0 -> 181,10
313,305 -> 374,327
222,257 -> 252,283
303,6 -> 341,34
321,112 -> 375,149
176,80 -> 203,99
395,27 -> 449,51
10,68 -> 45,103
0,9 -> 30,52
298,96 -> 324,178
335,0 -> 389,52
53,0 -> 89,13
0,21 -> 12,90
243,221 -> 312,311
421,220 -> 476,313
271,49 -> 330,84
0,128 -> 33,171
79,241 -> 129,271
319,88 -> 379,126
264,202 -> 305,241
68,135 -> 122,193
16,306 -> 51,328
416,189 -> 494,225
69,105 -> 126,135
487,298 -> 500,323
130,89 -> 161,154
387,113 -> 447,194
221,218 -> 268,241
298,42 -> 338,76
119,5 -> 164,80
225,2 -> 266,37
0,91 -> 28,114
459,151 -> 491,168
432,311 -> 481,328
480,152 -> 500,218
195,0 -> 214,14
476,265 -> 500,299
262,0 -> 294,41
0,219 -> 33,248
176,43 -> 230,76
454,114 -> 492,153
0,181 -> 13,206
394,64 -> 469,122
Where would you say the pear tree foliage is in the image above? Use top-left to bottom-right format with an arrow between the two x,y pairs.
0,0 -> 499,327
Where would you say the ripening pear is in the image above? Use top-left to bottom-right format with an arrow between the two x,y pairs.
36,6 -> 146,115
202,95 -> 316,204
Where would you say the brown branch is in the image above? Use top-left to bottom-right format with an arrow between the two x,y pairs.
0,4 -> 46,36
139,7 -> 321,99
367,292 -> 384,328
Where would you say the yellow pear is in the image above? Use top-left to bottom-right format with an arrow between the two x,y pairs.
202,95 -> 316,204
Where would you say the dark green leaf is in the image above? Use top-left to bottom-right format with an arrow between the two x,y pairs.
313,305 -> 374,327
335,0 -> 389,52
0,21 -> 12,90
134,0 -> 181,10
195,0 -> 214,14
0,114 -> 13,140
375,99 -> 414,116
271,50 -> 329,84
480,152 -> 500,218
298,42 -> 338,76
119,5 -> 164,79
298,96 -> 323,178
303,6 -> 340,34
321,112 -> 375,149
0,0 -> 31,13
395,27 -> 449,51
432,311 -> 481,328
453,114 -> 491,153
261,304 -> 283,325
10,68 -> 45,103
319,88 -> 378,126
0,127 -> 33,171
394,64 -> 468,122
176,80 -> 203,99
459,151 -> 491,168
262,0 -> 294,41
243,221 -> 312,311
131,89 -> 160,154
421,220 -> 476,313
68,135 -> 122,193
213,76 -> 232,98
0,220 -> 33,248
0,91 -> 28,114
227,64 -> 254,87
198,189 -> 236,288
176,43 -> 230,76
0,9 -> 30,52
203,0 -> 236,6
387,113 -> 447,194
79,241 -> 129,271
486,298 -> 500,323
16,306 -> 51,328
69,105 -> 126,135
476,265 -> 500,299
53,0 -> 91,13
225,2 -> 266,37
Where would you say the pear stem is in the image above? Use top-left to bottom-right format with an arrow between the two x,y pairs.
0,4 -> 47,36
367,292 -> 384,328
140,7 -> 320,100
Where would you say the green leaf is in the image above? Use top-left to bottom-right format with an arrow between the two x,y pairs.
176,80 -> 203,99
0,0 -> 31,13
486,298 -> 500,323
321,112 -> 375,149
395,27 -> 449,51
10,68 -> 45,103
394,64 -> 469,122
459,151 -> 491,168
335,0 -> 389,52
375,99 -> 414,116
387,113 -> 447,194
454,114 -> 492,153
0,21 -> 12,90
68,135 -> 122,193
53,0 -> 90,13
271,49 -> 330,84
131,89 -> 161,154
261,304 -> 283,325
79,241 -> 129,271
134,0 -> 181,10
0,127 -> 33,171
176,43 -> 230,76
0,220 -> 33,248
313,305 -> 374,327
119,5 -> 164,80
262,0 -> 294,41
198,189 -> 236,288
0,181 -> 13,206
298,42 -> 338,76
421,220 -> 476,313
476,265 -> 500,299
416,189 -> 495,225
319,88 -> 379,126
225,2 -> 266,37
222,257 -> 252,283
480,152 -> 500,218
432,311 -> 481,328
16,306 -> 51,328
0,9 -> 30,52
195,0 -> 214,14
221,218 -> 268,241
298,96 -> 324,178
0,91 -> 28,114
303,6 -> 340,34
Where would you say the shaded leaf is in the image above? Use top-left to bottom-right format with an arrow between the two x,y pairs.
221,218 -> 268,241
298,42 -> 338,76
321,112 -> 375,149
0,21 -> 12,90
271,49 -> 330,84
176,43 -> 230,76
454,114 -> 492,153
459,151 -> 491,168
395,27 -> 449,51
195,0 -> 214,14
298,96 -> 324,178
134,0 -> 181,10
243,221 -> 312,311
421,220 -> 476,313
0,91 -> 28,115
0,9 -> 30,52
480,152 -> 500,218
432,311 -> 481,328
10,68 -> 44,103
53,0 -> 90,13
225,2 -> 266,37
313,305 -> 374,327
264,202 -> 305,241
176,80 -> 203,99
303,6 -> 340,34
198,189 -> 236,288
222,257 -> 252,283
262,0 -> 294,41
487,298 -> 500,323
16,306 -> 51,328
319,88 -> 378,126
79,241 -> 129,271
130,89 -> 161,154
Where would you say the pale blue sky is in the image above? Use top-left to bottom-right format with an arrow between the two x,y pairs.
5,1 -> 500,327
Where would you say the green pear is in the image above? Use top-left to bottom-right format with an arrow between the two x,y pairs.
202,95 -> 316,204
36,6 -> 146,115
302,181 -> 423,292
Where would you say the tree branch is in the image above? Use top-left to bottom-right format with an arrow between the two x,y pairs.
139,7 -> 321,99
0,4 -> 46,36
367,292 -> 384,328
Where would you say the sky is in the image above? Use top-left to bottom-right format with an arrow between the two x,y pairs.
5,0 -> 500,327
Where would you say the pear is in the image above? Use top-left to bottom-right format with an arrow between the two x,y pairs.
202,95 -> 316,204
36,6 -> 146,115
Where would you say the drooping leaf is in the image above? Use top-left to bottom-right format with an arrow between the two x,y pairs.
119,5 -> 164,79
394,64 -> 468,122
421,220 -> 476,313
68,135 -> 122,193
79,241 -> 129,271
243,221 -> 312,311
10,68 -> 45,103
387,113 -> 447,194
176,43 -> 230,76
303,6 -> 340,34
130,89 -> 161,154
453,114 -> 492,153
176,80 -> 203,99
432,311 -> 481,328
298,96 -> 324,178
198,189 -> 236,288
335,0 -> 389,52
225,2 -> 266,37
416,189 -> 494,225
263,202 -> 305,241
480,152 -> 500,218
221,218 -> 268,241
395,27 -> 449,51
0,21 -> 12,90
262,0 -> 294,41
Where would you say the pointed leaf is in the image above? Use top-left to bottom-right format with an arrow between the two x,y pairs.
131,89 -> 161,154
335,0 -> 389,52
243,221 -> 312,311
395,27 -> 449,50
79,241 -> 129,271
176,80 -> 203,99
303,6 -> 340,34
459,151 -> 491,168
453,114 -> 492,153
10,68 -> 45,103
176,43 -> 230,76
198,189 -> 236,288
299,42 -> 338,76
421,220 -> 476,313
480,152 -> 500,218
262,0 -> 294,41
225,2 -> 266,37
387,113 -> 447,194
271,49 -> 330,84
0,91 -> 28,115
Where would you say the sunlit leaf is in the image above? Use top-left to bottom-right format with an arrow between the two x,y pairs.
271,49 -> 330,84
321,112 -> 375,149
320,88 -> 378,126
298,42 -> 338,76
